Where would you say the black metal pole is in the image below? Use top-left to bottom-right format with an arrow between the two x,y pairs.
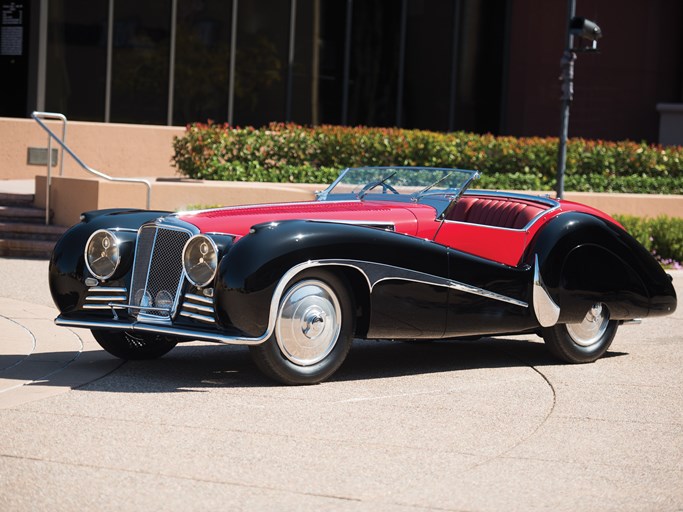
556,0 -> 576,199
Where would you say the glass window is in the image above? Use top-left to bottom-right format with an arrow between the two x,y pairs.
233,0 -> 289,127
173,0 -> 232,126
110,0 -> 171,125
346,0 -> 401,127
288,0 -> 314,124
46,0 -> 108,121
315,0 -> 347,125
401,0 -> 455,131
452,0 -> 507,134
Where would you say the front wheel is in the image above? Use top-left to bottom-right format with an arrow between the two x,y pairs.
91,329 -> 178,360
541,303 -> 618,363
249,270 -> 355,385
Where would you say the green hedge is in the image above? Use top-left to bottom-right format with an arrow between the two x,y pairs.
172,122 -> 683,194
615,215 -> 683,265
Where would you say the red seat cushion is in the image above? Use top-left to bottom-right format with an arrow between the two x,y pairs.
447,196 -> 546,229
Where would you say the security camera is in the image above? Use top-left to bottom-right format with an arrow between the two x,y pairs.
569,17 -> 602,48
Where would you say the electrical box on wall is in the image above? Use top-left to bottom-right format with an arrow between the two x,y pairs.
27,147 -> 58,167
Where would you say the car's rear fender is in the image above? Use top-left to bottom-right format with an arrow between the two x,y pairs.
525,212 -> 676,322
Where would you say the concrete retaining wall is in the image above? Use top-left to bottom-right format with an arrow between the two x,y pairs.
0,117 -> 183,180
35,176 -> 320,226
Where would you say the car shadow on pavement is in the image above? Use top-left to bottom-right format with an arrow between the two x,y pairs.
333,337 -> 628,383
1,335 -> 627,394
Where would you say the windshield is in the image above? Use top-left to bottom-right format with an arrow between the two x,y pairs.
318,167 -> 479,201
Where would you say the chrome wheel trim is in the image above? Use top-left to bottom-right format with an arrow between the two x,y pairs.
275,279 -> 342,367
566,303 -> 610,347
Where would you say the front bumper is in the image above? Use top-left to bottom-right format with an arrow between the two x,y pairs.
55,316 -> 269,346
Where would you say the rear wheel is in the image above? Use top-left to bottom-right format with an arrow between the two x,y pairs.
249,270 -> 354,385
542,303 -> 618,363
91,329 -> 178,360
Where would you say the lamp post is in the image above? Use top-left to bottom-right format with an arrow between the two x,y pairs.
556,1 -> 602,199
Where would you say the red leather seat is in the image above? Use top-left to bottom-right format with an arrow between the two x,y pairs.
447,196 -> 546,229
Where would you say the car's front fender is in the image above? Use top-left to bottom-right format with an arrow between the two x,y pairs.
214,220 -> 450,337
49,209 -> 170,314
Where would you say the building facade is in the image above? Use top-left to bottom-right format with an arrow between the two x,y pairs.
2,0 -> 682,142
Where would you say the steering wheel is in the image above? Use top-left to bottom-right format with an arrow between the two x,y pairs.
357,173 -> 400,199
380,183 -> 400,195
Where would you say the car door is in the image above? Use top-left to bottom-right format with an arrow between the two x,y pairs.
433,220 -> 528,266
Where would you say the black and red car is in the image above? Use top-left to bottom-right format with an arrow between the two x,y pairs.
49,167 -> 677,384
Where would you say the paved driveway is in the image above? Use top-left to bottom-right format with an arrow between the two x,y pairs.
0,257 -> 681,511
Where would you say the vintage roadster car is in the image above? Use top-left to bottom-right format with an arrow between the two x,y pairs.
49,167 -> 677,384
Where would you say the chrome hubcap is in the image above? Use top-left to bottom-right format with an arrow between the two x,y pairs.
566,303 -> 609,347
275,280 -> 341,366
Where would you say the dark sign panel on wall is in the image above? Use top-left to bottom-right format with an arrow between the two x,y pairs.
0,0 -> 28,116
1,1 -> 23,56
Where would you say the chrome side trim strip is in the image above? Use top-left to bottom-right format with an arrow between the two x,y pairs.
57,258 -> 528,346
311,219 -> 396,231
449,280 -> 527,307
317,259 -> 527,308
532,255 -> 560,327
372,276 -> 528,307
443,204 -> 561,232
465,190 -> 559,208
621,319 -> 642,325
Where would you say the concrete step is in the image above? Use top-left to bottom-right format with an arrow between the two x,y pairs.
0,238 -> 56,259
0,192 -> 34,207
0,222 -> 67,242
0,205 -> 50,224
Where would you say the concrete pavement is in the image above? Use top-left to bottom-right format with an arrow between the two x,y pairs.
0,257 -> 681,511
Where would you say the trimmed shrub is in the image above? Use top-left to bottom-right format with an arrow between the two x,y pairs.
614,215 -> 683,265
172,123 -> 683,193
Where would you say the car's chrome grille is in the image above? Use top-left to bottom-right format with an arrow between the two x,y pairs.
179,293 -> 216,324
83,286 -> 128,310
129,225 -> 191,319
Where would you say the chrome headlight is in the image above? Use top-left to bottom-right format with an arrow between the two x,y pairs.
182,235 -> 218,288
85,229 -> 120,280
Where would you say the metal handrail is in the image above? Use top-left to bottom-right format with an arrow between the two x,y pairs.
32,111 -> 152,225
33,112 -> 66,224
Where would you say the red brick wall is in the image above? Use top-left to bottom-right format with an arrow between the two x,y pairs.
504,0 -> 683,142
